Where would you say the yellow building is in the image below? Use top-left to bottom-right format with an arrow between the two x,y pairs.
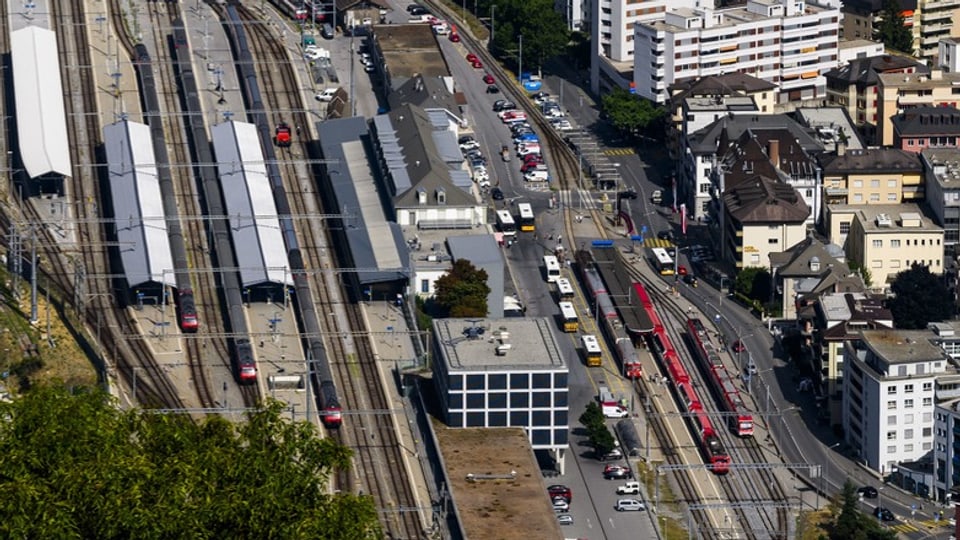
845,204 -> 945,290
720,175 -> 809,270
877,69 -> 960,147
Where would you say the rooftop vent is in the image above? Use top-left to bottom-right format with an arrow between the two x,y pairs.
875,213 -> 893,227
463,320 -> 486,340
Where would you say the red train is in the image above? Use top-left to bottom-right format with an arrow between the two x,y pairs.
687,319 -> 754,437
634,283 -> 731,474
176,289 -> 199,333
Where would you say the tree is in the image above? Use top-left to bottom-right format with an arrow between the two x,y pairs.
434,259 -> 491,318
889,263 -> 953,328
601,88 -> 666,137
0,386 -> 380,539
489,0 -> 569,72
579,401 -> 605,429
874,0 -> 913,54
734,266 -> 771,303
578,402 -> 615,456
827,481 -> 897,540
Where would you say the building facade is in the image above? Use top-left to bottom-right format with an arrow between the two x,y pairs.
820,148 -> 924,222
843,329 -> 945,475
432,318 -> 570,471
877,69 -> 960,147
922,147 -> 960,250
633,0 -> 841,104
891,105 -> 960,153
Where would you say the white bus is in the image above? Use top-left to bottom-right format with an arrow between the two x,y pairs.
517,203 -> 535,232
495,210 -> 517,236
650,247 -> 675,276
556,278 -> 575,300
543,255 -> 561,283
558,301 -> 579,333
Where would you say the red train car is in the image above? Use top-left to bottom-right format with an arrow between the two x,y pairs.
687,318 -> 754,437
176,289 -> 199,333
635,282 -> 731,474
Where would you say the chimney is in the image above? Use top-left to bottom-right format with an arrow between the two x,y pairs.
768,139 -> 780,166
837,139 -> 846,156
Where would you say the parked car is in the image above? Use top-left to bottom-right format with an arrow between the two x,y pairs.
471,59 -> 483,69
486,84 -> 500,94
600,447 -> 623,461
732,340 -> 746,353
552,499 -> 570,513
315,88 -> 339,102
449,32 -> 460,42
459,140 -> 480,152
557,514 -> 574,526
521,161 -> 545,173
873,507 -> 895,521
616,481 -> 641,495
483,73 -> 495,84
857,486 -> 878,499
616,499 -> 646,512
548,485 -> 572,502
493,100 -> 516,112
491,187 -> 504,200
466,53 -> 478,63
604,465 -> 633,480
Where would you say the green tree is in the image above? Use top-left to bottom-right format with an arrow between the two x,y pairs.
734,266 -> 771,303
601,88 -> 666,137
579,401 -> 605,430
578,402 -> 616,457
828,481 -> 897,540
434,259 -> 491,317
0,386 -> 380,539
567,31 -> 591,70
874,0 -> 913,54
490,0 -> 569,72
889,263 -> 953,328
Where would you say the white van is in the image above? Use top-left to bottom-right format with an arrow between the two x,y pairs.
517,144 -> 541,156
616,499 -> 646,512
524,170 -> 549,182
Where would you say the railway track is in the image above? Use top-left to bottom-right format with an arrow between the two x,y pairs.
46,0 -> 183,409
229,5 -> 423,537
630,265 -> 790,539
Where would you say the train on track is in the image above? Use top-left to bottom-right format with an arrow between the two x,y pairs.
223,2 -> 342,426
686,318 -> 754,437
634,282 -> 731,474
131,42 -> 199,333
170,18 -> 256,382
574,250 -> 643,379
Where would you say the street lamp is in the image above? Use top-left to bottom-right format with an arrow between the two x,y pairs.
518,34 -> 523,84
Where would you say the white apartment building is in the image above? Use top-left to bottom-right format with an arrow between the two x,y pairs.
588,0 -> 699,93
556,0 -> 586,31
633,0 -> 841,104
843,329 -> 946,475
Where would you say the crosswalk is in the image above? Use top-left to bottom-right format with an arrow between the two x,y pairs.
604,148 -> 635,156
643,238 -> 674,248
886,518 -> 953,534
558,189 -> 600,210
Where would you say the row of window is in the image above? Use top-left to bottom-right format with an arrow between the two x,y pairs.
886,426 -> 934,439
885,442 -> 933,454
852,193 -> 898,203
887,381 -> 935,394
448,391 -> 568,410
448,409 -> 568,428
871,238 -> 941,248
903,137 -> 960,148
445,372 -> 567,391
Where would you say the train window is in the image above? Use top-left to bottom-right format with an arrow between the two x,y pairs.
510,410 -> 529,426
488,392 -> 507,408
510,373 -> 529,389
466,412 -> 485,427
489,373 -> 507,389
488,411 -> 508,426
510,392 -> 529,408
466,374 -> 485,390
532,373 -> 551,389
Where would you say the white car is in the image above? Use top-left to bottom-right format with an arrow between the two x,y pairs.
315,88 -> 339,102
459,140 -> 480,152
552,499 -> 570,512
616,499 -> 646,512
553,120 -> 573,131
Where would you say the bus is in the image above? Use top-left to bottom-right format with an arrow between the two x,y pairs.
495,210 -> 517,237
556,278 -> 575,300
543,255 -> 561,283
558,301 -> 579,333
650,247 -> 675,275
517,203 -> 535,232
582,334 -> 602,366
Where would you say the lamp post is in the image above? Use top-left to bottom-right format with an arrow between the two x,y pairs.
518,34 -> 523,84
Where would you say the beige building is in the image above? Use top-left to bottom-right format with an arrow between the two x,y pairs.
845,204 -> 945,289
820,148 -> 924,226
720,175 -> 809,270
877,69 -> 960,146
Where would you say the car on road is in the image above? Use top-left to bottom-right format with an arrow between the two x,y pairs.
449,32 -> 460,42
493,100 -> 516,112
657,230 -> 674,241
406,4 -> 426,13
857,486 -> 878,499
466,53 -> 478,63
471,59 -> 483,68
615,499 -> 646,512
616,481 -> 641,495
315,88 -> 339,102
557,514 -> 574,526
732,340 -> 747,353
486,84 -> 500,94
491,187 -> 504,200
459,140 -> 480,151
483,73 -> 495,84
552,498 -> 570,512
604,465 -> 633,480
873,507 -> 895,521
600,447 -> 623,461
548,484 -> 572,502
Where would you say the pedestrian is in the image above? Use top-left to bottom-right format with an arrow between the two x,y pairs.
557,235 -> 562,243
296,125 -> 301,136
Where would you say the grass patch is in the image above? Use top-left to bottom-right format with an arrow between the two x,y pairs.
433,0 -> 490,41
797,508 -> 832,540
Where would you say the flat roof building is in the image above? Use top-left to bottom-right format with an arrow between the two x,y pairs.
432,317 -> 569,472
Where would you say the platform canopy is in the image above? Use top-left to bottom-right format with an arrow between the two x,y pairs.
11,26 -> 70,178
211,121 -> 291,288
103,121 -> 175,289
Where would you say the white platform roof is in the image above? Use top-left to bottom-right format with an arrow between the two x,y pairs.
11,26 -> 70,178
103,121 -> 175,289
211,121 -> 291,288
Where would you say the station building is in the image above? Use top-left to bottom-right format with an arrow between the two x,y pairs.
432,317 -> 569,473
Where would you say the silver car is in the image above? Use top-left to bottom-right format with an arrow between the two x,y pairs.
557,514 -> 574,525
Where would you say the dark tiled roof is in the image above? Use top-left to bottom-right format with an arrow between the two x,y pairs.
824,54 -> 928,87
722,175 -> 809,223
892,106 -> 960,137
719,128 -> 819,190
820,148 -> 922,174
668,72 -> 777,104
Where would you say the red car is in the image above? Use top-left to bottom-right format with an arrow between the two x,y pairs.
449,32 -> 460,42
483,73 -> 495,84
466,53 -> 478,63
548,485 -> 572,503
732,340 -> 746,353
522,153 -> 543,164
521,161 -> 545,173
471,59 -> 483,69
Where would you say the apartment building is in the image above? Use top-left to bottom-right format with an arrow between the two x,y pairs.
770,236 -> 863,320
840,0 -> 916,42
820,148 -> 924,224
824,54 -> 928,143
633,0 -> 841,105
842,328 -> 945,475
891,105 -> 960,153
837,38 -> 886,64
720,175 -> 809,269
876,69 -> 960,146
921,148 -> 960,250
845,204 -> 944,289
588,0 -> 699,94
915,0 -> 960,63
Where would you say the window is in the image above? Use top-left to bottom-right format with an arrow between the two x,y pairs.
510,373 -> 529,389
854,179 -> 863,188
873,239 -> 883,248
839,222 -> 851,235
489,374 -> 507,390
923,427 -> 933,437
887,430 -> 897,440
923,382 -> 933,391
510,392 -> 529,408
888,386 -> 897,395
870,193 -> 880,202
905,428 -> 914,439
854,194 -> 863,203
887,415 -> 897,425
923,397 -> 933,406
420,279 -> 430,293
466,374 -> 485,390
532,373 -> 551,389
904,444 -> 914,453
887,445 -> 897,454
905,399 -> 915,408
510,410 -> 529,426
888,179 -> 898,188
466,393 -> 484,409
887,400 -> 897,409
905,384 -> 914,393
887,193 -> 897,201
532,392 -> 551,407
488,392 -> 507,408
891,239 -> 900,248
488,411 -> 507,426
769,238 -> 779,244
898,366 -> 907,376
904,413 -> 914,423
871,179 -> 880,188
